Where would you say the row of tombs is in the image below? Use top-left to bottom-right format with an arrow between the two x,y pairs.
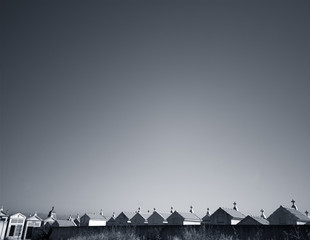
0,200 -> 310,239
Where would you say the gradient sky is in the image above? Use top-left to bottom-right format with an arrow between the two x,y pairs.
1,0 -> 310,218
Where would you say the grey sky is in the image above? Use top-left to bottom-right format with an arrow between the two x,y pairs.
1,0 -> 310,218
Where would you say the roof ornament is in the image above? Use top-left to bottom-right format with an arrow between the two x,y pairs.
112,212 -> 115,218
48,206 -> 55,218
206,208 -> 210,216
233,202 -> 238,211
190,206 -> 194,213
68,215 -> 73,221
100,209 -> 104,216
291,199 -> 298,210
260,209 -> 266,219
170,207 -> 174,213
76,214 -> 80,220
138,207 -> 141,213
153,208 -> 156,212
34,211 -> 38,217
305,211 -> 309,217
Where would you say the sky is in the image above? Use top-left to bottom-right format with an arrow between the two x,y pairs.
1,0 -> 310,219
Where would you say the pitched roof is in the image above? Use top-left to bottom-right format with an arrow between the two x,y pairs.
9,213 -> 26,219
282,206 -> 310,222
83,213 -> 107,221
220,208 -> 245,219
44,216 -> 56,223
176,211 -> 201,221
0,209 -> 7,217
53,220 -> 76,227
27,214 -> 43,221
247,216 -> 269,225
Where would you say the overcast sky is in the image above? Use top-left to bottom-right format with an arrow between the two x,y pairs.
1,0 -> 310,218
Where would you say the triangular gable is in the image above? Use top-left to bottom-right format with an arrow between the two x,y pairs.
9,213 -> 26,219
220,208 -> 245,220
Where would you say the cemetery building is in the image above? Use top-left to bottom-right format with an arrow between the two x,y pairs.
210,203 -> 245,225
106,213 -> 116,226
5,213 -> 26,239
80,210 -> 107,226
201,208 -> 211,225
147,209 -> 170,225
114,212 -> 136,226
167,206 -> 201,225
23,212 -> 42,240
268,201 -> 310,225
0,207 -> 8,240
130,209 -> 151,225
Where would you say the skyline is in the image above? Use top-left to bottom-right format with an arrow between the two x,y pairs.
1,0 -> 310,218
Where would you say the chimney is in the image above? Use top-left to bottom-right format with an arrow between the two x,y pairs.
233,202 -> 238,211
170,207 -> 174,213
76,214 -> 80,220
291,199 -> 298,210
206,208 -> 210,216
190,206 -> 194,213
260,209 -> 266,219
34,211 -> 38,217
305,211 -> 309,217
68,215 -> 73,221
0,206 -> 3,212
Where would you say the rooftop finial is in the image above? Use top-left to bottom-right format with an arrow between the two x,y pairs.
233,202 -> 238,211
170,207 -> 174,213
138,207 -> 141,213
260,209 -> 266,219
206,208 -> 210,216
305,211 -> 309,217
190,206 -> 194,213
291,199 -> 298,210
112,212 -> 115,218
34,211 -> 37,217
100,209 -> 104,216
153,208 -> 156,212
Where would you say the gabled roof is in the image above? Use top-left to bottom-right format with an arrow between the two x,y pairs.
83,213 -> 107,221
44,216 -> 56,223
220,208 -> 245,220
251,216 -> 269,225
282,206 -> 310,222
239,215 -> 269,225
27,214 -> 42,221
202,215 -> 211,221
0,209 -> 7,217
174,211 -> 201,221
52,220 -> 76,227
9,213 -> 26,219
